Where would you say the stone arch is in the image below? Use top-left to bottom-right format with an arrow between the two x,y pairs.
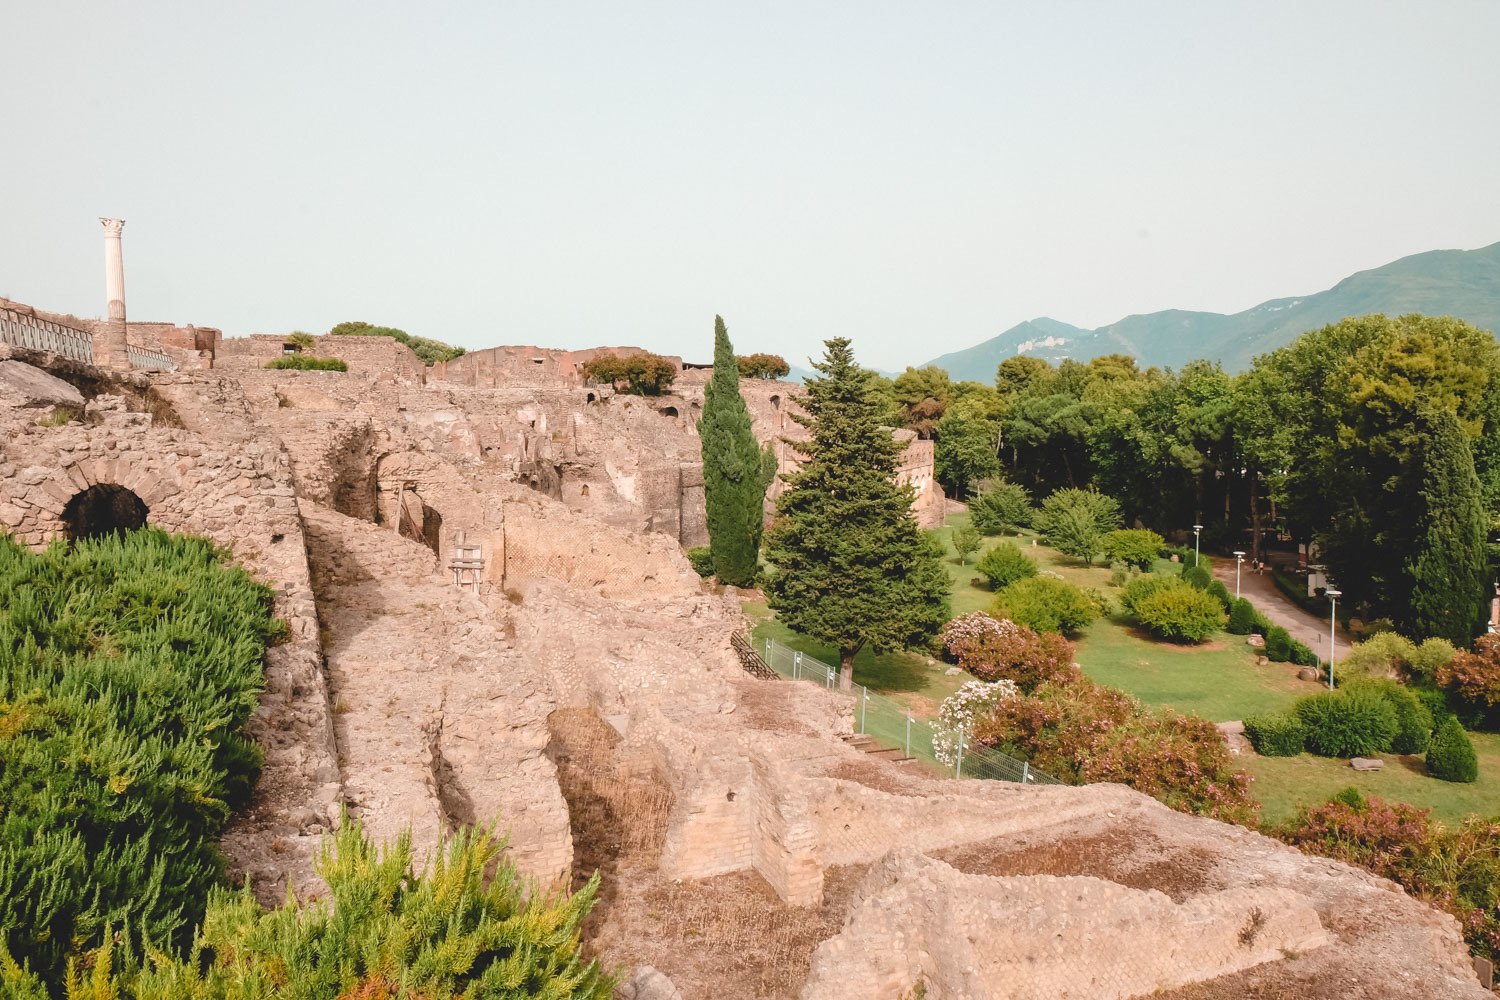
61,483 -> 148,540
659,406 -> 679,418
586,392 -> 597,404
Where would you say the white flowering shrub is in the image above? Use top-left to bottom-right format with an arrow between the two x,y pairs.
938,611 -> 1019,659
932,678 -> 1018,765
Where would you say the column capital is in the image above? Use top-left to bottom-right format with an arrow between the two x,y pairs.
99,217 -> 125,236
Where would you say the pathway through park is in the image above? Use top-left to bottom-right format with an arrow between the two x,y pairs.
1209,557 -> 1353,660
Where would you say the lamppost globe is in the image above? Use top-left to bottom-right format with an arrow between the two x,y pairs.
1325,588 -> 1342,690
1233,550 -> 1246,599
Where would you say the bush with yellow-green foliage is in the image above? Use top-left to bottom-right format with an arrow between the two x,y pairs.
0,822 -> 614,1000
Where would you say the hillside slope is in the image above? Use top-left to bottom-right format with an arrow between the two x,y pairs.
925,241 -> 1500,379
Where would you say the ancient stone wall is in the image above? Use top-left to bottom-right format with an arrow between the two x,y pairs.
215,333 -> 427,381
430,345 -> 684,389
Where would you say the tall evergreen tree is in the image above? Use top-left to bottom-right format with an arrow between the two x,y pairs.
763,338 -> 950,688
699,315 -> 767,586
1405,406 -> 1488,644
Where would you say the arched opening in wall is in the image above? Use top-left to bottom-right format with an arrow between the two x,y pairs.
659,406 -> 679,418
586,392 -> 597,404
421,505 -> 443,557
61,484 -> 148,541
580,484 -> 590,497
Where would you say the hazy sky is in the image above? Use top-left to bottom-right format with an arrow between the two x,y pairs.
5,2 -> 1500,371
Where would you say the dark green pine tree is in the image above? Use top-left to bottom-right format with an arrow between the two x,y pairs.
1405,406 -> 1488,645
699,315 -> 768,586
763,338 -> 950,688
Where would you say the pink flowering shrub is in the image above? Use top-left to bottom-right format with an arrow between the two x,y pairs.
1280,793 -> 1500,959
937,612 -> 1014,661
969,676 -> 1256,825
952,621 -> 1080,694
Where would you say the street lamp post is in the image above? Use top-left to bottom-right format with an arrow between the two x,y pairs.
1193,524 -> 1203,566
1233,551 -> 1246,598
1326,588 -> 1341,690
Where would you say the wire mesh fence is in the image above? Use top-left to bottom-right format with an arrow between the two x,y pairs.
759,636 -> 1061,785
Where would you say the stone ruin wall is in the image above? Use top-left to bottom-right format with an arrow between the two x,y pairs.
429,344 -> 686,388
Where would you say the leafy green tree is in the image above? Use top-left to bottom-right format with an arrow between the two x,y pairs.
699,316 -> 768,586
995,355 -> 1056,397
934,404 -> 1001,497
286,331 -> 315,352
1032,488 -> 1122,565
1101,528 -> 1164,570
763,338 -> 950,687
891,366 -> 954,438
581,353 -> 678,395
975,541 -> 1038,589
1405,406 -> 1488,645
969,480 -> 1031,535
951,524 -> 982,565
736,352 -> 791,379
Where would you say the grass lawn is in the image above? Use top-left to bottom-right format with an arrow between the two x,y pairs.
742,599 -> 965,717
1074,615 -> 1310,723
1248,731 -> 1500,827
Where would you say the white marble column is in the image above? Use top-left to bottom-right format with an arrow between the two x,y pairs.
99,218 -> 129,368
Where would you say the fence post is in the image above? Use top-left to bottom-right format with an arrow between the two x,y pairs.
956,728 -> 964,779
1022,761 -> 1030,783
793,649 -> 801,681
905,714 -> 912,758
860,687 -> 868,734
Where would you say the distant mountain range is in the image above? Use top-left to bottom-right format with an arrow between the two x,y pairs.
922,241 -> 1500,381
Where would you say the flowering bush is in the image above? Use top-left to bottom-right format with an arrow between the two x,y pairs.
932,679 -> 1019,765
969,676 -> 1256,825
1280,793 -> 1500,959
953,621 -> 1079,693
937,611 -> 1014,660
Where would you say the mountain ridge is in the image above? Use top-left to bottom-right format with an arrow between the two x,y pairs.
922,241 -> 1500,380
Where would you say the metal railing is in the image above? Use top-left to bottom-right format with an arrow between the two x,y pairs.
760,636 -> 1061,785
127,345 -> 177,371
0,313 -> 94,363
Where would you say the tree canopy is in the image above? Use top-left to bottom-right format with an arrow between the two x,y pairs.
763,338 -> 949,687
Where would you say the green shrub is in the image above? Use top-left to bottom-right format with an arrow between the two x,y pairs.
1289,639 -> 1319,668
328,320 -> 466,366
975,541 -> 1038,590
968,481 -> 1032,535
1205,579 -> 1232,611
1244,713 -> 1306,756
1408,637 -> 1458,683
1100,528 -> 1164,570
991,577 -> 1099,636
1294,689 -> 1399,757
1226,598 -> 1259,635
1344,678 -> 1435,755
1340,631 -> 1417,680
0,530 -> 278,989
1427,718 -> 1480,782
1129,580 -> 1226,643
1264,626 -> 1293,662
285,331 -> 315,352
1119,573 -> 1177,615
1410,681 -> 1457,729
1159,544 -> 1195,565
1180,563 -> 1213,589
686,546 -> 715,577
265,354 -> 348,371
0,822 -> 614,1000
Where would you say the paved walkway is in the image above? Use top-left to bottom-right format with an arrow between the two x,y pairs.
1209,558 -> 1352,659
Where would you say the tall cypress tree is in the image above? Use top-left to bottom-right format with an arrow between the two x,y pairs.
763,338 -> 950,688
1405,406 -> 1488,644
699,315 -> 767,586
